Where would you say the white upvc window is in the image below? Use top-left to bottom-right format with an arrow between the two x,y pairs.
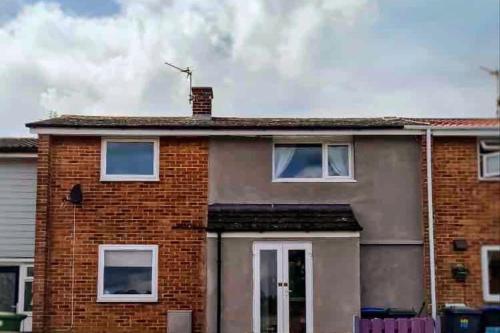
478,139 -> 500,180
97,245 -> 158,303
482,245 -> 500,302
18,265 -> 33,314
101,138 -> 159,181
272,142 -> 354,182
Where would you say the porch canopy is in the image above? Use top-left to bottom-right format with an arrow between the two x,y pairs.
207,204 -> 362,232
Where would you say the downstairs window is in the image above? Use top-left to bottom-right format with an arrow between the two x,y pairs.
482,245 -> 500,302
97,245 -> 158,302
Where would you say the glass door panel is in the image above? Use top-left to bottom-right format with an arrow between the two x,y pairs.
260,250 -> 279,333
287,250 -> 307,333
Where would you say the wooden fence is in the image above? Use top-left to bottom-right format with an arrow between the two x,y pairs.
353,316 -> 440,333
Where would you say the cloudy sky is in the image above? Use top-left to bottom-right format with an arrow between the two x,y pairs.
0,0 -> 498,136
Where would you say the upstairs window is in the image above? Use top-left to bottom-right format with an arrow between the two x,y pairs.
479,139 -> 500,180
482,246 -> 500,302
273,143 -> 354,182
101,138 -> 159,181
98,245 -> 158,302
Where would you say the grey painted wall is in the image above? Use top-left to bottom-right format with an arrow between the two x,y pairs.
209,136 -> 422,241
360,245 -> 424,310
207,237 -> 360,333
208,136 -> 425,312
0,158 -> 37,258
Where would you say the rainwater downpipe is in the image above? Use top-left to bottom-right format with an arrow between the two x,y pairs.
216,231 -> 222,333
426,128 -> 437,319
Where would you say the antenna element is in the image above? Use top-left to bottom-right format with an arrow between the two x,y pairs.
165,61 -> 193,103
480,66 -> 500,118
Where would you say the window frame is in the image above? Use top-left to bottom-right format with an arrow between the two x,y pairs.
17,264 -> 33,315
272,142 -> 355,182
100,138 -> 160,182
481,245 -> 500,302
97,244 -> 159,303
478,138 -> 500,181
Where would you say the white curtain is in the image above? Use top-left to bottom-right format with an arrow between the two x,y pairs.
275,147 -> 296,178
328,146 -> 348,176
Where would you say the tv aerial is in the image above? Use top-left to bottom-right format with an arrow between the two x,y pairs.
480,66 -> 500,118
165,61 -> 193,103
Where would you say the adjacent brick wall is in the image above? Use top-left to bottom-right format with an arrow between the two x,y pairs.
33,136 -> 208,333
422,136 -> 500,310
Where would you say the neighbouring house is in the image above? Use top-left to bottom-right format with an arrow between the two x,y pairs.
0,137 -> 38,332
418,119 -> 500,311
23,86 -> 499,333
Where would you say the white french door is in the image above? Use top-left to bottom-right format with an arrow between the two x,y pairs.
253,242 -> 313,333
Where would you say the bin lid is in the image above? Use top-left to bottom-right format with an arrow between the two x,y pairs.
361,307 -> 386,312
444,307 -> 481,314
482,306 -> 500,312
0,311 -> 28,319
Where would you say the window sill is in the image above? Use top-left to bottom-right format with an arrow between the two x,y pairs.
478,177 -> 500,182
97,296 -> 158,303
272,178 -> 357,183
100,175 -> 160,182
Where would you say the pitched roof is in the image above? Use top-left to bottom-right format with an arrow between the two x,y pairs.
207,204 -> 362,232
0,138 -> 37,153
411,118 -> 500,129
26,115 -> 427,130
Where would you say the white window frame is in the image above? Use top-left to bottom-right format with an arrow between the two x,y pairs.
97,244 -> 158,303
100,138 -> 160,182
478,138 -> 500,181
482,151 -> 500,178
272,142 -> 355,182
17,264 -> 33,315
481,245 -> 500,302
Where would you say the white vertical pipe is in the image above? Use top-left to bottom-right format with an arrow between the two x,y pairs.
426,128 -> 437,319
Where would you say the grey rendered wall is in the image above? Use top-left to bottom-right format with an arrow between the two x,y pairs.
207,237 -> 360,333
209,136 -> 424,310
0,158 -> 37,258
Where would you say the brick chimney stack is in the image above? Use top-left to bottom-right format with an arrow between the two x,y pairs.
191,87 -> 213,119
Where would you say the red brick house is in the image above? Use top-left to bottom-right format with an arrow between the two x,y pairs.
418,119 -> 500,315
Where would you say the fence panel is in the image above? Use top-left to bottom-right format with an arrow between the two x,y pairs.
354,316 -> 439,333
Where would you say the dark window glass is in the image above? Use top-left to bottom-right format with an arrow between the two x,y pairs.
103,250 -> 153,295
488,250 -> 500,294
275,144 -> 322,178
260,250 -> 278,333
288,250 -> 306,333
106,142 -> 155,175
24,281 -> 33,312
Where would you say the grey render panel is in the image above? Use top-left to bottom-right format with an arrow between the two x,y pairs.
206,237 -> 360,333
0,159 -> 37,258
209,136 -> 422,241
208,136 -> 425,311
361,245 -> 424,310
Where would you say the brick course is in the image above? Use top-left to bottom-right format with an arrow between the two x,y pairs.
422,136 -> 500,310
32,136 -> 208,333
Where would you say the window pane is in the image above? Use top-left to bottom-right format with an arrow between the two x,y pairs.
106,142 -> 155,175
485,153 -> 500,177
327,145 -> 349,177
27,266 -> 34,277
104,250 -> 152,295
260,250 -> 278,333
488,250 -> 500,295
24,281 -> 33,312
288,250 -> 306,333
275,144 -> 322,178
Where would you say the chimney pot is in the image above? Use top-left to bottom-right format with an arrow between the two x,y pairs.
191,87 -> 213,119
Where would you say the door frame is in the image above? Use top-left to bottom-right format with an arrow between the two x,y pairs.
252,241 -> 313,333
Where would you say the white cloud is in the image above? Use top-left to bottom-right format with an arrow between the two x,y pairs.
0,0 -> 497,136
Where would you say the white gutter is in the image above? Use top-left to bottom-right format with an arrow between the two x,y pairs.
29,127 -> 425,136
426,128 -> 437,319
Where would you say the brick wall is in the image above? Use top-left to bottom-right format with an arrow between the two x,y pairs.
32,136 -> 208,333
422,136 -> 500,310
